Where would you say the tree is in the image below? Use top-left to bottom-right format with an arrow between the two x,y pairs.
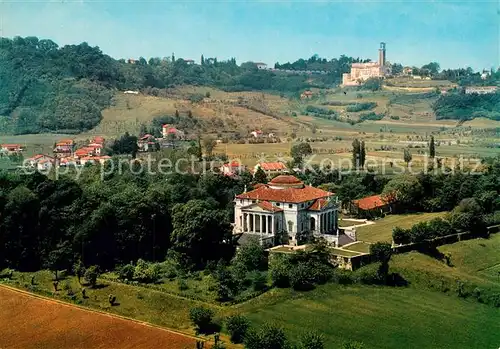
403,148 -> 412,167
421,62 -> 440,76
359,141 -> 366,168
171,200 -> 232,267
214,261 -> 239,301
370,242 -> 392,281
111,132 -> 139,158
391,63 -> 403,75
226,314 -> 250,344
269,254 -> 291,288
429,136 -> 436,158
232,236 -> 266,271
46,241 -> 73,281
203,137 -> 217,156
382,174 -> 424,210
361,77 -> 383,91
72,259 -> 86,284
352,139 -> 361,168
253,167 -> 268,184
298,331 -> 324,349
290,142 -> 313,167
189,306 -> 214,334
244,323 -> 288,349
84,265 -> 100,288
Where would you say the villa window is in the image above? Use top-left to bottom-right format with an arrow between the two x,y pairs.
288,204 -> 293,208
276,203 -> 280,206
252,200 -> 256,203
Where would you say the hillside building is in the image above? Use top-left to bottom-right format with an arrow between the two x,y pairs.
342,43 -> 391,86
464,86 -> 497,95
233,175 -> 342,247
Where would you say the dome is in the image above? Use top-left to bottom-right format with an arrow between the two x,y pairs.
268,175 -> 304,189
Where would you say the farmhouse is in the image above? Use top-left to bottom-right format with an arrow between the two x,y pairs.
162,125 -> 185,140
53,139 -> 74,157
254,161 -> 288,176
255,62 -> 268,70
137,134 -> 158,152
26,154 -> 54,168
1,144 -> 23,153
342,42 -> 390,86
300,91 -> 314,99
183,59 -> 195,65
233,175 -> 341,247
351,194 -> 391,218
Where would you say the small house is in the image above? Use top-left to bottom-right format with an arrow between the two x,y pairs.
1,144 -> 23,153
254,162 -> 288,176
300,91 -> 313,99
250,130 -> 263,138
350,194 -> 391,218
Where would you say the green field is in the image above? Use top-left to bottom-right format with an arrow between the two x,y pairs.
238,284 -> 499,349
356,212 -> 449,243
3,235 -> 500,349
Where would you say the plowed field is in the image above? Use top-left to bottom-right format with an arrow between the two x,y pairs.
0,286 -> 198,349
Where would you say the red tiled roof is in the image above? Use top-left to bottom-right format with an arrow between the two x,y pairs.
57,139 -> 74,145
257,201 -> 283,212
29,154 -> 53,161
92,136 -> 105,144
236,184 -> 332,203
309,198 -> 330,211
258,162 -> 287,171
270,175 -> 302,185
1,144 -> 22,148
227,161 -> 242,167
352,194 -> 387,210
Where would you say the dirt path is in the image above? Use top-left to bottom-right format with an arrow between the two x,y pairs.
0,284 -> 201,349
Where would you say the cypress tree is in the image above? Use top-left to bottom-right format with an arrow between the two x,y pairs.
429,135 -> 436,158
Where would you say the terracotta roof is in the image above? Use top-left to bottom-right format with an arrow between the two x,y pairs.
352,194 -> 387,210
1,144 -> 22,148
88,143 -> 103,148
92,136 -> 105,144
253,183 -> 266,189
236,184 -> 333,203
227,161 -> 242,167
57,139 -> 74,145
242,201 -> 283,212
270,175 -> 302,185
309,198 -> 330,211
29,154 -> 53,161
258,162 -> 287,171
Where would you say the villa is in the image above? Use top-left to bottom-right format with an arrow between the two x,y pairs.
233,175 -> 345,247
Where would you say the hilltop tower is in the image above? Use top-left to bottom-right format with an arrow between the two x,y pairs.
378,42 -> 386,66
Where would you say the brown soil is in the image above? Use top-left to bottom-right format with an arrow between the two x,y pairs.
0,286 -> 199,349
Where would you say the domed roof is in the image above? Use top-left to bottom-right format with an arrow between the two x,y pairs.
268,175 -> 304,189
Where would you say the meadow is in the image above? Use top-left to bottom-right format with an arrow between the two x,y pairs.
355,212 -> 449,243
3,233 -> 500,349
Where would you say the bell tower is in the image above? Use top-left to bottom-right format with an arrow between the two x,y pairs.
378,42 -> 386,66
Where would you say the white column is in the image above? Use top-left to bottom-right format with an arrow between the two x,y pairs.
271,215 -> 275,234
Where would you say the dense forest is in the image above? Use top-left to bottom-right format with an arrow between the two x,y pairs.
432,92 -> 500,121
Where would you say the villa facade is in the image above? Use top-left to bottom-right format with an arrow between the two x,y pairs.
233,175 -> 342,247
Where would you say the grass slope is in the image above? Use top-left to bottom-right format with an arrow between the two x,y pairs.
238,284 -> 500,349
356,212 -> 448,243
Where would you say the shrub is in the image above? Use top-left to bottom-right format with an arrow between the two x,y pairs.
298,331 -> 325,349
178,278 -> 189,291
250,271 -> 268,292
269,254 -> 291,288
225,314 -> 250,344
189,306 -> 215,334
244,323 -> 288,349
84,265 -> 100,288
289,262 -> 315,291
118,263 -> 135,280
392,227 -> 411,245
353,263 -> 384,285
133,259 -> 160,283
346,102 -> 377,112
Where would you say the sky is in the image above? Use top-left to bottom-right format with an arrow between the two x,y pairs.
1,0 -> 499,70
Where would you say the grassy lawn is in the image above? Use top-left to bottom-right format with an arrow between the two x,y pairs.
343,241 -> 371,254
338,219 -> 362,228
330,248 -> 362,258
237,283 -> 500,349
356,212 -> 448,243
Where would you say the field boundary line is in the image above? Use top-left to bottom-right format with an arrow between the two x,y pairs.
0,283 -> 207,343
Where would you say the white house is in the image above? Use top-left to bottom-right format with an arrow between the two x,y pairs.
233,175 -> 343,247
255,62 -> 268,70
